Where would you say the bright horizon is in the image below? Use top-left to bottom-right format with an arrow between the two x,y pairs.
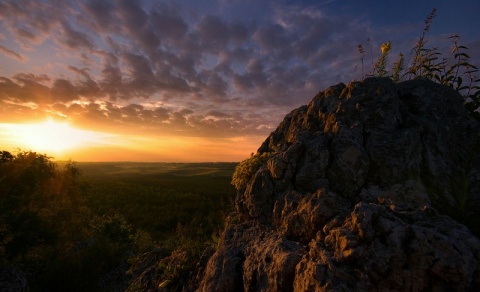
1,0 -> 479,162
0,119 -> 262,162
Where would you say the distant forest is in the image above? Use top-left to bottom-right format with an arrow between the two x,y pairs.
0,150 -> 235,291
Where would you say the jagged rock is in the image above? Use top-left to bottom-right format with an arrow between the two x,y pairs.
0,267 -> 29,292
197,78 -> 480,291
127,248 -> 171,291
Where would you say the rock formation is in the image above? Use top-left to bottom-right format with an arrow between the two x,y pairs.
196,78 -> 480,291
0,267 -> 29,292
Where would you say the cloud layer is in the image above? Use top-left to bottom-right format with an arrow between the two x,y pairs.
1,0 -> 478,157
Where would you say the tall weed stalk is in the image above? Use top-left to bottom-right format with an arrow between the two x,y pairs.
357,8 -> 480,119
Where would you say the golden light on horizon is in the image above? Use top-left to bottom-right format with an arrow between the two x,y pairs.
0,119 -> 261,162
0,119 -> 107,156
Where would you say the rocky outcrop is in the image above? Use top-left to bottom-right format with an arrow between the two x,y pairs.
0,267 -> 29,292
197,78 -> 480,291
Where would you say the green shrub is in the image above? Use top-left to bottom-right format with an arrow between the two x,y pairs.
425,140 -> 480,237
91,214 -> 133,248
0,151 -> 98,289
231,152 -> 274,190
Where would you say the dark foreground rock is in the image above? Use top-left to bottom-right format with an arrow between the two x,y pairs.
0,267 -> 29,292
196,78 -> 480,291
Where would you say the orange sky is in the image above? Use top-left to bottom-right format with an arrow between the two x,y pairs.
0,119 -> 264,162
1,1 -> 478,161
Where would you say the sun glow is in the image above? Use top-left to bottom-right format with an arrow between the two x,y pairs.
0,119 -> 257,162
1,120 -> 105,156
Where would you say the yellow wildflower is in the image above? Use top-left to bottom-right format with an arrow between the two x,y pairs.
381,41 -> 391,55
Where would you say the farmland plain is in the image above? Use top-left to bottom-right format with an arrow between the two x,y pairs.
75,162 -> 237,241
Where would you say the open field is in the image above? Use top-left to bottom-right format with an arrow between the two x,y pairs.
75,162 -> 237,240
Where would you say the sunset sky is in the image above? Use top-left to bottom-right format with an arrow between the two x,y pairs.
1,0 -> 479,162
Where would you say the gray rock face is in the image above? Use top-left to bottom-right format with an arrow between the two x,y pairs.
197,78 -> 480,291
0,267 -> 29,292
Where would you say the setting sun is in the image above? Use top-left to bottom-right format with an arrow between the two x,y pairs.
1,120 -> 105,155
0,120 -> 262,162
